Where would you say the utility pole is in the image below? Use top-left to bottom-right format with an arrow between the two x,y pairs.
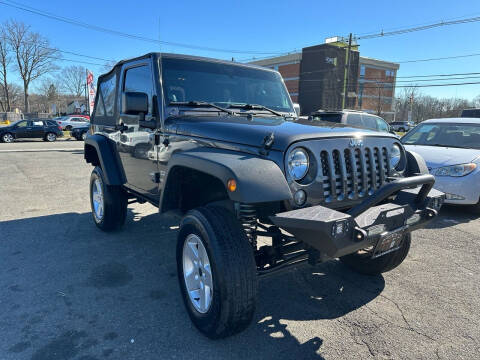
342,33 -> 353,109
85,68 -> 88,115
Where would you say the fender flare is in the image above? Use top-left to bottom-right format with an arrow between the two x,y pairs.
160,148 -> 292,211
84,134 -> 126,185
405,150 -> 429,176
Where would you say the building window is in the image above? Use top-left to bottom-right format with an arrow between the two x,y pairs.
385,69 -> 394,78
360,65 -> 365,78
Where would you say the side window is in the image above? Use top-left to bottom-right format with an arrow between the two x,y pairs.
16,121 -> 28,128
32,120 -> 43,126
376,118 -> 389,132
99,74 -> 116,116
123,65 -> 153,114
346,113 -> 363,127
362,115 -> 377,130
94,95 -> 105,117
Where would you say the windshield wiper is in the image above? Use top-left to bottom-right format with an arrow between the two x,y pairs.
227,103 -> 284,117
169,101 -> 234,115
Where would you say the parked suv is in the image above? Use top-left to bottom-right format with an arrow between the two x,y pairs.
309,109 -> 393,133
0,119 -> 63,142
391,121 -> 415,132
84,53 -> 444,339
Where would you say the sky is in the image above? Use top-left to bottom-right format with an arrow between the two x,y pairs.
1,0 -> 480,100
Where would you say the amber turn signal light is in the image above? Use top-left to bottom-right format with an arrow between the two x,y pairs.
227,179 -> 237,192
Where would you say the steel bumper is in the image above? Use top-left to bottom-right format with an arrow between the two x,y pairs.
270,175 -> 445,258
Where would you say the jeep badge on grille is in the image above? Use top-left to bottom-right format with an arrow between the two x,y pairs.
349,138 -> 364,148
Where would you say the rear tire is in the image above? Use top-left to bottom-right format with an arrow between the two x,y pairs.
65,125 -> 72,131
177,206 -> 257,339
89,166 -> 127,231
399,127 -> 405,132
45,132 -> 57,142
340,233 -> 411,275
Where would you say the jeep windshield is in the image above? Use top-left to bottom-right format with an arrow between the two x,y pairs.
161,57 -> 294,115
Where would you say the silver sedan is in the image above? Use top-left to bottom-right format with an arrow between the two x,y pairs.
402,118 -> 480,213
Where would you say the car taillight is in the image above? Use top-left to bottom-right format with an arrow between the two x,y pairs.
58,126 -> 62,130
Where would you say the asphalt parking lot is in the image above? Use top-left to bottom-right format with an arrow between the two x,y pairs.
1,140 -> 479,360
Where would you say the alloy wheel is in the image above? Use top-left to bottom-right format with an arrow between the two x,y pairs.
92,178 -> 104,222
3,133 -> 13,143
182,234 -> 213,313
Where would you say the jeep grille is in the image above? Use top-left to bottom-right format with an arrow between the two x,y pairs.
286,138 -> 398,208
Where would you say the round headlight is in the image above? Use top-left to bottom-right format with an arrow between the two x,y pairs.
287,148 -> 309,181
390,144 -> 401,169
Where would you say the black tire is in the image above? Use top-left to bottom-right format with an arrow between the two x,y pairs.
89,166 -> 127,231
340,233 -> 411,275
65,125 -> 72,131
399,127 -> 405,132
1,132 -> 14,143
470,199 -> 480,215
176,206 -> 257,339
45,132 -> 57,142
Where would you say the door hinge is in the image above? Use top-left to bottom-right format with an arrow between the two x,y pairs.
150,172 -> 161,183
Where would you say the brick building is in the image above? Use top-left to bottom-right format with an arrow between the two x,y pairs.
357,57 -> 399,121
249,41 -> 399,120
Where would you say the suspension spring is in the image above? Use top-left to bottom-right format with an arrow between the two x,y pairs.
238,203 -> 258,248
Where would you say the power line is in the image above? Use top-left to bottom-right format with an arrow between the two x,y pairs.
397,52 -> 480,63
0,35 -> 115,62
356,16 -> 480,40
397,71 -> 480,79
0,0 -> 287,55
354,12 -> 480,36
301,81 -> 480,95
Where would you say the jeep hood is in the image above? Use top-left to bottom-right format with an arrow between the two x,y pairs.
172,115 -> 391,150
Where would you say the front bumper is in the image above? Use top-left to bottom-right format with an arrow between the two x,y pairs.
429,173 -> 479,205
271,174 -> 445,258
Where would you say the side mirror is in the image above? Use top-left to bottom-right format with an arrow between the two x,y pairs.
122,92 -> 148,115
293,103 -> 301,116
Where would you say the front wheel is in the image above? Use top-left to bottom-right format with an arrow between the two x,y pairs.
340,233 -> 411,275
89,166 -> 127,231
177,206 -> 257,339
2,133 -> 14,143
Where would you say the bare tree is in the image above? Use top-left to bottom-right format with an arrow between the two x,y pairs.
6,20 -> 58,113
0,24 -> 11,111
61,65 -> 85,97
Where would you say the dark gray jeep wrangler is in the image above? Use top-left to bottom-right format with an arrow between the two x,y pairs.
84,53 -> 444,338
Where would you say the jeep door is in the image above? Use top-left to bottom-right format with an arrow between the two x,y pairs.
117,60 -> 159,199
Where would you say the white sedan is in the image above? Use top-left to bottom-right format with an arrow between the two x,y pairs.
54,116 -> 89,131
402,117 -> 480,213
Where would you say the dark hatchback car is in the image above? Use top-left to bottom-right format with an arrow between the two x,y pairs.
0,119 -> 63,143
71,125 -> 89,141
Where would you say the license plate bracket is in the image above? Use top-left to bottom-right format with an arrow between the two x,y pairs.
372,228 -> 405,259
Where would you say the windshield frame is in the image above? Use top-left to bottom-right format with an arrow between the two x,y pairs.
159,55 -> 295,118
401,122 -> 480,149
